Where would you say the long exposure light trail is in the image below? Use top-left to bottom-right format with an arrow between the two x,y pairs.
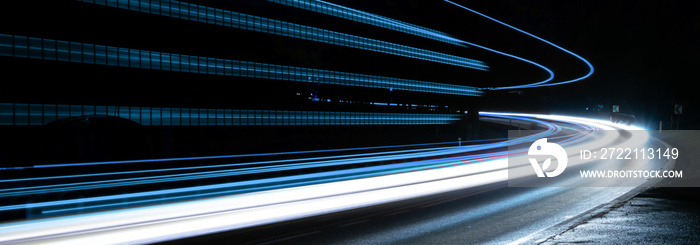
268,0 -> 555,89
0,102 -> 465,126
268,0 -> 465,46
0,34 -> 483,96
275,0 -> 593,89
76,0 -> 487,70
0,115 -> 556,215
0,114 -> 557,213
0,112 -> 648,244
444,0 -> 595,88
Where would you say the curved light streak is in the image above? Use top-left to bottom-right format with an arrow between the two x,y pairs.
0,112 -> 649,244
0,114 -> 561,216
455,40 -> 555,89
444,0 -> 594,89
269,0 -> 555,90
0,114 -> 557,215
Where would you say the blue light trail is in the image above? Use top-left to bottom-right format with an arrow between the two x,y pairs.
0,102 -> 463,126
0,113 -> 568,217
444,0 -> 594,88
268,0 -> 466,47
277,0 -> 590,89
0,112 -> 648,244
76,0 -> 488,70
0,34 -> 483,96
270,0 -> 553,88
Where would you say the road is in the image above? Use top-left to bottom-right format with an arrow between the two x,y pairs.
180,118 -> 670,244
0,112 -> 668,244
243,158 -> 667,244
